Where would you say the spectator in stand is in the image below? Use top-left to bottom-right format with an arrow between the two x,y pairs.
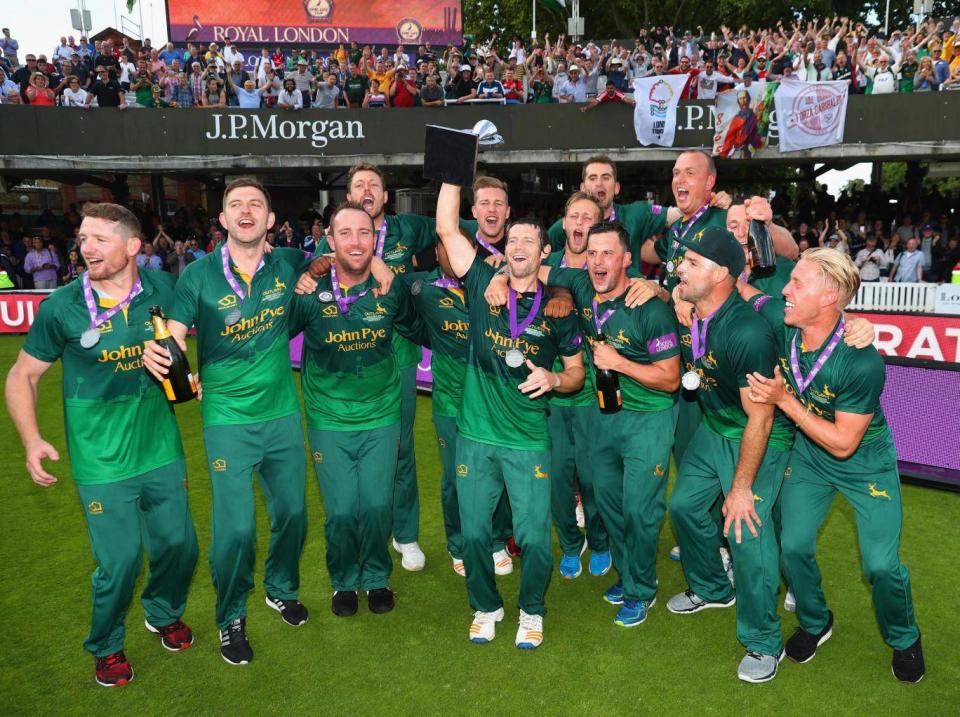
854,235 -> 886,281
944,63 -> 960,90
225,59 -> 250,106
226,72 -> 267,108
61,75 -> 87,107
0,67 -> 19,102
259,66 -> 282,107
362,78 -> 388,108
556,64 -> 586,103
475,67 -> 506,101
389,66 -> 419,107
858,50 -> 899,94
136,241 -> 163,271
581,81 -> 637,112
419,73 -> 445,106
130,68 -> 156,108
158,42 -> 179,67
187,61 -> 205,100
342,62 -> 368,108
695,58 -> 722,100
23,236 -> 60,289
84,66 -> 125,109
895,215 -> 917,242
528,65 -> 553,103
448,64 -> 476,101
501,67 -> 523,103
313,72 -> 342,108
914,57 -> 938,91
165,239 -> 195,277
277,77 -> 303,110
931,46 -> 950,87
200,77 -> 226,108
890,237 -> 924,282
26,73 -> 56,106
289,58 -> 315,107
605,55 -> 629,92
163,71 -> 195,108
1,28 -> 19,68
62,248 -> 84,283
12,54 -> 39,100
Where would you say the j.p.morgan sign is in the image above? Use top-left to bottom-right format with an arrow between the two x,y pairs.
205,113 -> 365,149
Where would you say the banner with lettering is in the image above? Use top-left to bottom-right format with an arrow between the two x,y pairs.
632,74 -> 690,147
774,80 -> 849,153
712,81 -> 778,159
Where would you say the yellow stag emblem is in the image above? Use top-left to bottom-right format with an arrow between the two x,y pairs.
534,465 -> 549,479
868,483 -> 891,500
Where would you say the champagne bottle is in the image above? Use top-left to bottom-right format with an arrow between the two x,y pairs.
594,332 -> 622,414
747,220 -> 777,278
149,306 -> 198,403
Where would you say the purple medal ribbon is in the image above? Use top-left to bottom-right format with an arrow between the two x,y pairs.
81,272 -> 142,329
508,282 -> 543,341
670,202 -> 711,261
590,298 -> 615,334
690,304 -> 721,362
475,231 -> 503,257
329,261 -> 369,314
375,219 -> 388,258
790,318 -> 845,394
560,253 -> 587,270
221,244 -> 264,303
609,205 -> 617,222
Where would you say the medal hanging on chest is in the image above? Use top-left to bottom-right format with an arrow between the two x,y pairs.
666,203 -> 710,276
221,245 -> 264,326
505,283 -> 543,368
330,261 -> 370,314
683,305 -> 719,391
789,319 -> 845,394
79,273 -> 143,349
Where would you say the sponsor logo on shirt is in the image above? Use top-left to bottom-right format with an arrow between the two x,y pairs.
456,464 -> 468,477
218,295 -> 238,309
382,242 -> 408,263
439,297 -> 456,309
326,327 -> 387,351
261,276 -> 287,302
219,306 -> 285,342
488,305 -> 502,316
647,332 -> 678,354
441,319 -> 469,341
322,305 -> 339,317
97,320 -> 113,335
87,501 -> 103,515
212,459 -> 227,472
361,303 -> 389,323
97,343 -> 145,373
484,327 -> 541,360
312,451 -> 323,463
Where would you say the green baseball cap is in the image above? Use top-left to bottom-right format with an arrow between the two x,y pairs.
677,225 -> 745,278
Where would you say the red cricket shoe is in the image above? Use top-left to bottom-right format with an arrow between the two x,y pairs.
506,535 -> 522,557
95,651 -> 134,687
145,619 -> 195,651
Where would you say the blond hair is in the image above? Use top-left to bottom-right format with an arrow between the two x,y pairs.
564,191 -> 602,215
472,175 -> 508,196
801,247 -> 861,307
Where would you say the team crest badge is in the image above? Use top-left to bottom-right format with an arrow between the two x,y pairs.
313,451 -> 324,463
212,458 -> 227,472
87,501 -> 103,515
456,464 -> 468,477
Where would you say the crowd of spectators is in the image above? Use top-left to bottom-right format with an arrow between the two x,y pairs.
2,180 -> 957,292
1,15 -> 959,109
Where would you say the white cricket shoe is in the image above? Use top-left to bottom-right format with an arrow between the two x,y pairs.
469,607 -> 504,644
392,539 -> 426,571
516,610 -> 544,649
492,549 -> 514,576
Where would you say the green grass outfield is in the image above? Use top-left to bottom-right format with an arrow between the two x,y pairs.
0,334 -> 957,716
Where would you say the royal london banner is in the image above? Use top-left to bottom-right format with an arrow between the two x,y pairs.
632,74 -> 690,147
712,81 -> 778,159
774,80 -> 849,153
166,0 -> 463,47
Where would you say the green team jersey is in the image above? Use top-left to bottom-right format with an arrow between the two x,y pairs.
542,251 -> 593,408
458,255 -> 581,450
290,272 -> 421,431
548,201 -> 669,273
748,257 -> 795,298
655,206 -> 727,294
549,265 -> 681,412
678,290 -> 794,450
399,269 -> 469,419
169,245 -> 308,427
319,213 -> 438,369
754,296 -> 893,473
458,218 -> 506,258
23,270 -> 183,485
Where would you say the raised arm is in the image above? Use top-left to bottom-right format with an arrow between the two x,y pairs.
436,183 -> 478,278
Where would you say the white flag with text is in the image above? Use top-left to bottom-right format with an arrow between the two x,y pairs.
632,74 -> 690,147
774,80 -> 849,152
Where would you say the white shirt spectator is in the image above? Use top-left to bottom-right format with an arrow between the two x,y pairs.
696,70 -> 721,99
254,56 -> 273,82
277,88 -> 303,109
508,44 -> 526,65
854,246 -> 885,281
223,46 -> 245,67
119,60 -> 137,85
861,63 -> 899,94
61,87 -> 88,107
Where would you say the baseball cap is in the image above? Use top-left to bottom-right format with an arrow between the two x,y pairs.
569,65 -> 580,72
922,223 -> 934,232
460,64 -> 472,72
610,57 -> 623,65
677,226 -> 746,278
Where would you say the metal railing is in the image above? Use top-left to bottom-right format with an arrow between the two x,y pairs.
848,282 -> 937,312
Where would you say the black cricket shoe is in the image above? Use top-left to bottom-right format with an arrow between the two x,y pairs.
332,590 -> 358,617
219,617 -> 253,665
892,635 -> 925,684
265,595 -> 308,626
367,587 -> 395,614
786,610 -> 834,663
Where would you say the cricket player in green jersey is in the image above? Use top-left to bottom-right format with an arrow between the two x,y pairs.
290,201 -> 423,617
401,241 -> 515,578
741,249 -> 924,683
664,225 -> 794,684
541,192 -> 612,580
459,175 -> 511,260
437,182 -> 585,649
331,163 -> 443,572
6,203 -> 198,687
542,221 -> 682,627
144,178 -> 311,666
